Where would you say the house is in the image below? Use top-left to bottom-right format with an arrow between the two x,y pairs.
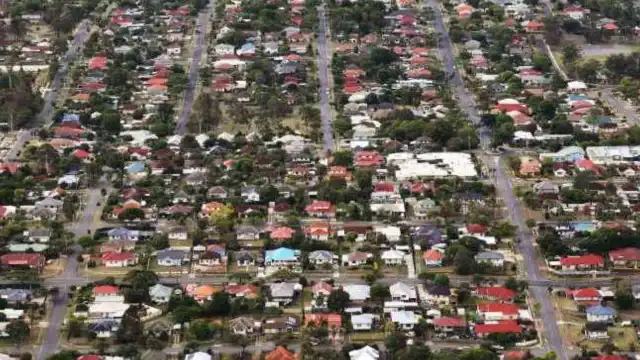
585,322 -> 609,340
185,352 -> 212,360
524,20 -> 544,33
570,288 -> 602,305
305,200 -> 336,218
475,287 -> 516,303
586,305 -> 616,323
88,319 -> 119,338
107,227 -> 140,241
236,225 -> 260,241
167,226 -> 188,241
101,251 -> 137,267
390,282 -> 417,301
342,251 -> 372,267
312,282 -> 333,298
381,250 -> 404,266
475,320 -> 521,337
533,181 -> 560,195
305,313 -> 342,329
156,249 -> 187,267
214,43 -> 235,55
226,284 -> 259,299
342,223 -> 372,242
241,186 -> 260,202
608,247 -> 640,268
540,146 -> 585,163
0,253 -> 45,271
349,346 -> 379,360
423,249 -> 444,266
519,157 -> 541,176
23,228 -> 51,243
235,251 -> 255,267
263,317 -> 300,335
432,317 -> 466,333
424,285 -> 451,305
270,226 -> 295,241
266,247 -> 300,267
390,310 -> 419,330
149,284 -> 173,303
266,346 -> 297,360
207,186 -> 229,199
198,247 -> 226,267
477,303 -> 520,321
308,250 -> 335,266
269,282 -> 298,306
559,254 -> 605,271
93,285 -> 123,302
342,284 -> 371,302
474,251 -> 505,267
351,313 -> 378,331
229,316 -> 258,335
306,222 -> 332,241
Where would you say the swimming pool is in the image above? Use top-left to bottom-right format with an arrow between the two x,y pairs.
570,221 -> 598,232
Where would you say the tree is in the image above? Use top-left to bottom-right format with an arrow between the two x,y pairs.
118,208 -> 145,221
116,306 -> 144,345
615,289 -> 634,310
190,319 -> 215,340
385,329 -> 407,356
532,54 -> 552,72
543,16 -> 563,46
205,291 -> 231,316
562,44 -> 582,65
7,320 -> 30,348
191,92 -> 222,132
433,274 -> 450,286
78,235 -> 98,249
327,288 -> 350,312
370,284 -> 390,305
67,318 -> 84,339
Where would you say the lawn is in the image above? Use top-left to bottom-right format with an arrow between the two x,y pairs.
350,331 -> 386,342
608,327 -> 637,350
558,323 -> 584,346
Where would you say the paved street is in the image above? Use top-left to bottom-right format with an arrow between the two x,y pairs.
6,20 -> 93,161
37,177 -> 111,360
315,6 -> 334,154
175,0 -> 214,136
428,0 -> 567,357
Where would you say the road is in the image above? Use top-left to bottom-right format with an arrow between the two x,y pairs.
175,0 -> 214,136
427,1 -> 567,358
6,20 -> 93,161
37,177 -> 111,360
315,6 -> 334,154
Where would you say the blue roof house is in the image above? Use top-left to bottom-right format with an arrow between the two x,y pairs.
265,247 -> 300,267
88,319 -> 119,338
61,113 -> 80,124
107,227 -> 140,242
586,305 -> 616,323
540,146 -> 585,163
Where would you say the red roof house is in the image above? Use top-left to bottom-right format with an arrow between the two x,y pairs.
570,288 -> 601,305
270,226 -> 295,241
305,200 -> 336,218
475,286 -> 516,302
608,247 -> 640,268
559,254 -> 605,271
432,316 -> 465,329
88,56 -> 108,70
305,313 -> 342,328
101,251 -> 137,268
354,151 -> 384,167
525,20 -> 544,33
0,253 -> 45,271
475,320 -> 521,337
93,285 -> 119,296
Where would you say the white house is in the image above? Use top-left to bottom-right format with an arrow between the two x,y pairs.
214,43 -> 235,55
390,310 -> 419,330
350,313 -> 377,331
389,282 -> 417,301
349,346 -> 379,360
381,250 -> 404,266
